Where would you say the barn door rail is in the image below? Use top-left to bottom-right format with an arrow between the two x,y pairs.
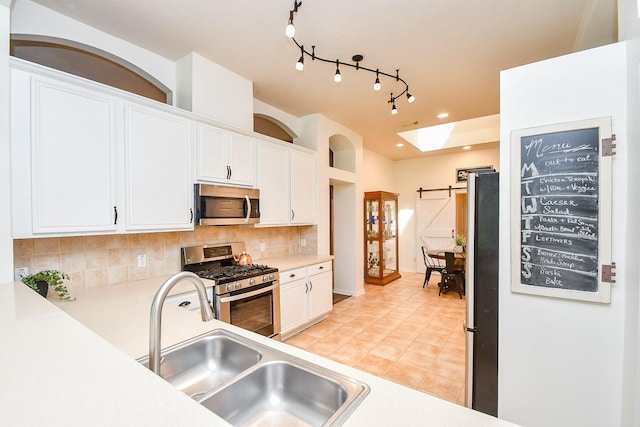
417,185 -> 466,198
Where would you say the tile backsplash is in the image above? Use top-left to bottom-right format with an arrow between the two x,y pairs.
13,225 -> 317,290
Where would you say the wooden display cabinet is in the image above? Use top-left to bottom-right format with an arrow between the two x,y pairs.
364,191 -> 401,285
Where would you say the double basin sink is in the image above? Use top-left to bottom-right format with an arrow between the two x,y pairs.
138,329 -> 369,426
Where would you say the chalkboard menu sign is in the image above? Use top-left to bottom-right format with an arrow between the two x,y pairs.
511,118 -> 613,303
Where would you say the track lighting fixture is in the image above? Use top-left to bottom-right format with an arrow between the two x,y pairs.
286,1 -> 415,113
334,60 -> 342,83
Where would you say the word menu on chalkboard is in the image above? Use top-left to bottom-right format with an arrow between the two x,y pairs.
511,118 -> 613,303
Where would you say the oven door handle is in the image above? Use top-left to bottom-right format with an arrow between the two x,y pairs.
219,283 -> 277,303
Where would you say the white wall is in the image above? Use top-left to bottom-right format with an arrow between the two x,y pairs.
499,42 -> 638,427
0,1 -> 12,284
391,147 -> 500,272
176,52 -> 253,131
299,113 -> 364,297
10,0 -> 175,93
362,148 -> 394,192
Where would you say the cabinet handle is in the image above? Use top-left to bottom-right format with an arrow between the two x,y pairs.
226,165 -> 231,180
319,266 -> 324,270
289,273 -> 296,278
114,206 -> 118,225
190,208 -> 193,223
305,282 -> 309,293
291,209 -> 295,221
229,166 -> 232,180
309,281 -> 313,292
178,301 -> 191,307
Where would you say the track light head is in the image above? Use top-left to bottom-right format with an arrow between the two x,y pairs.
407,92 -> 415,103
285,11 -> 295,38
295,45 -> 304,71
373,69 -> 381,91
334,60 -> 342,83
389,93 -> 397,114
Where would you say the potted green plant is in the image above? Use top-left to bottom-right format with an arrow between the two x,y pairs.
453,235 -> 466,253
21,269 -> 75,301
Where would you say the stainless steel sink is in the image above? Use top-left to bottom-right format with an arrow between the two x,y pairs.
138,330 -> 262,398
202,361 -> 362,427
138,329 -> 369,426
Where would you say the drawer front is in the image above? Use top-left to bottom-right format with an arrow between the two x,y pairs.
308,261 -> 332,276
279,267 -> 308,285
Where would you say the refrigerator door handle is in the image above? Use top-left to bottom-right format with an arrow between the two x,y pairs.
463,321 -> 477,333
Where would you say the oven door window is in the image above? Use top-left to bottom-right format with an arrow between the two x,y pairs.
229,291 -> 274,337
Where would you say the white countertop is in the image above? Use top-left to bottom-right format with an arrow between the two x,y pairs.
259,253 -> 333,271
2,270 -> 519,427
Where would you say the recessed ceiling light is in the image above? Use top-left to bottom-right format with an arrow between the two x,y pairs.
463,145 -> 471,150
437,113 -> 449,119
396,143 -> 404,147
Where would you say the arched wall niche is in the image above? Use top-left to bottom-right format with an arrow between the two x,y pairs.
253,113 -> 295,143
10,34 -> 172,104
329,134 -> 356,173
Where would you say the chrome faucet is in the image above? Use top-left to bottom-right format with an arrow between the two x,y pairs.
148,271 -> 215,374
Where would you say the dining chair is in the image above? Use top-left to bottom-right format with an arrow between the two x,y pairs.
421,246 -> 444,288
438,251 -> 465,299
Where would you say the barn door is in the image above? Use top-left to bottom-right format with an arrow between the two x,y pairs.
416,191 -> 456,273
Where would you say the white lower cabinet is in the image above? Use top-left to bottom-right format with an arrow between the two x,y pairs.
280,261 -> 333,339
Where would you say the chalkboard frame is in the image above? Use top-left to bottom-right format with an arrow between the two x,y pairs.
510,117 -> 613,303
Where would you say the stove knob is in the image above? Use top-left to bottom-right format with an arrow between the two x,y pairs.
269,274 -> 275,281
262,275 -> 268,282
235,282 -> 242,290
226,283 -> 233,292
248,278 -> 255,286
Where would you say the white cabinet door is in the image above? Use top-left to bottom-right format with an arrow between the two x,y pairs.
290,150 -> 316,224
197,124 -> 229,183
257,140 -> 290,225
30,77 -> 118,234
308,271 -> 333,320
196,124 -> 255,187
280,278 -> 308,335
227,132 -> 255,187
125,103 -> 194,231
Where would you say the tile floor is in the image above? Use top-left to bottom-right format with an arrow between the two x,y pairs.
284,272 -> 467,405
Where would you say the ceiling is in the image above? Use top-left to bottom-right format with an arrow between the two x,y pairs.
25,0 -> 618,160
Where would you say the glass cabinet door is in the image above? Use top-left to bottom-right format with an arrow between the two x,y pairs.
364,191 -> 400,285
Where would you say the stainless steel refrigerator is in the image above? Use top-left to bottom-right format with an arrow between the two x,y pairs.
464,170 -> 499,417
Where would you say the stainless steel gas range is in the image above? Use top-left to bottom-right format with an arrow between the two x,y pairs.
172,242 -> 281,340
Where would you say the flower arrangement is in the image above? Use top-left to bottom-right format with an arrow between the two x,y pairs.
453,235 -> 466,246
21,269 -> 75,301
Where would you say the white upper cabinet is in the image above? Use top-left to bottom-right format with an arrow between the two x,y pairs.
124,103 -> 194,231
10,63 -> 195,237
16,73 -> 118,235
290,149 -> 316,224
256,139 -> 316,226
196,123 -> 255,187
257,141 -> 290,225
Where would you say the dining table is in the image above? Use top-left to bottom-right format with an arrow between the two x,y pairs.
426,249 -> 466,261
427,249 -> 466,295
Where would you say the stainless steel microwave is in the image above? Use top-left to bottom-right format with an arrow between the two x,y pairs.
194,184 -> 260,226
